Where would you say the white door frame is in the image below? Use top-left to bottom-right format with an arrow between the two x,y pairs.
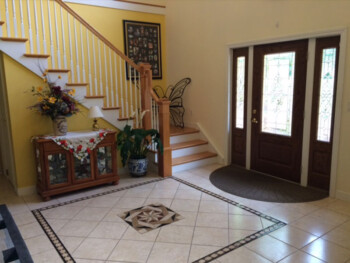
226,28 -> 347,197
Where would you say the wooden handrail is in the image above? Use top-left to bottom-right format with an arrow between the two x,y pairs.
54,0 -> 140,70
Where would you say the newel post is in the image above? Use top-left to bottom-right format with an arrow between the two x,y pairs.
158,100 -> 172,177
139,63 -> 152,130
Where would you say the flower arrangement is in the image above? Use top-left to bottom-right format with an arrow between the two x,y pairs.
29,73 -> 79,120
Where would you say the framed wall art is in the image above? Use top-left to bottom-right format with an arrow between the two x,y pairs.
123,20 -> 162,79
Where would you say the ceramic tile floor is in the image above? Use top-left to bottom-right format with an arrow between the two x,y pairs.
1,163 -> 350,262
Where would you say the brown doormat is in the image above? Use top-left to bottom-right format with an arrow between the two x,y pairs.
210,165 -> 328,203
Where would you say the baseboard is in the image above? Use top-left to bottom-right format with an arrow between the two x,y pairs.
335,190 -> 350,202
16,185 -> 36,196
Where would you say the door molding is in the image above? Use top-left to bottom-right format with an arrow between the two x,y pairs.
226,28 -> 347,197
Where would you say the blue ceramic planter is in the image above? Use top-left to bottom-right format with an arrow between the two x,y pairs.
128,158 -> 149,177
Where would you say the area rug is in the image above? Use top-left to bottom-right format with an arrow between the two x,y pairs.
0,204 -> 33,263
32,177 -> 286,263
210,165 -> 328,203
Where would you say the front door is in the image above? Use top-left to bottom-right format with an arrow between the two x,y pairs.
250,40 -> 308,182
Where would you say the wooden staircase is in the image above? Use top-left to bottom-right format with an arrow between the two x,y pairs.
170,126 -> 218,173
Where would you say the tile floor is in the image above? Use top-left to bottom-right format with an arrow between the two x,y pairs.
1,163 -> 350,262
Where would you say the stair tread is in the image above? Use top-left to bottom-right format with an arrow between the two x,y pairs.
0,37 -> 28,42
24,53 -> 50,58
170,126 -> 199,136
46,69 -> 70,73
118,117 -> 135,121
102,107 -> 121,110
66,83 -> 88,86
0,21 -> 5,26
172,151 -> 217,166
171,139 -> 208,150
85,95 -> 104,98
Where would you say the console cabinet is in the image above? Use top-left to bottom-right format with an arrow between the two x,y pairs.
33,131 -> 118,201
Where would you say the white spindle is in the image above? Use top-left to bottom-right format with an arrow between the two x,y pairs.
98,40 -> 103,95
104,44 -> 109,107
5,0 -> 10,37
47,0 -> 54,67
138,71 -> 142,127
53,2 -> 61,68
108,48 -> 114,107
73,19 -> 80,82
11,0 -> 17,37
119,56 -> 125,118
128,64 -> 133,118
86,28 -> 92,95
67,13 -> 74,82
60,7 -> 66,68
80,24 -> 86,82
124,63 -> 129,117
40,0 -> 47,54
33,0 -> 40,53
114,53 -> 119,107
92,35 -> 98,96
26,0 -> 33,53
19,0 -> 25,38
133,73 -> 139,127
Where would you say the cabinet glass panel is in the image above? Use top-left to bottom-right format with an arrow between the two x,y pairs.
48,153 -> 68,185
96,146 -> 113,175
74,155 -> 91,180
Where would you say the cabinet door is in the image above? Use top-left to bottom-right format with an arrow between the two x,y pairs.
45,151 -> 71,189
72,154 -> 93,183
95,144 -> 115,177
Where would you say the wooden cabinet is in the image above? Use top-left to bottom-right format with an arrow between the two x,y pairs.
33,131 -> 118,201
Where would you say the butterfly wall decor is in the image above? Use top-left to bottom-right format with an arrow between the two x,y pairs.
153,78 -> 191,128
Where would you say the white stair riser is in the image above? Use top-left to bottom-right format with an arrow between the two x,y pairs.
102,110 -> 120,127
72,86 -> 88,101
46,73 -> 69,87
172,156 -> 218,174
172,144 -> 209,158
83,98 -> 104,108
170,133 -> 200,144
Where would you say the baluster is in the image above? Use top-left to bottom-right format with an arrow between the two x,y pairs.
47,0 -> 54,67
19,0 -> 24,38
104,44 -> 109,107
138,71 -> 142,127
133,72 -> 139,127
33,0 -> 40,53
73,19 -> 80,82
98,40 -> 103,95
40,0 -> 47,54
53,2 -> 61,68
86,28 -> 92,95
67,13 -> 74,82
80,23 -> 86,82
5,0 -> 10,37
11,0 -> 17,37
26,0 -> 33,53
108,48 -> 114,107
92,35 -> 98,96
124,62 -> 129,117
114,53 -> 119,108
129,64 -> 133,120
60,7 -> 66,68
119,56 -> 125,118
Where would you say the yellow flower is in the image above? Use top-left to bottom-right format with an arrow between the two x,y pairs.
42,73 -> 47,77
58,75 -> 61,79
44,78 -> 47,83
43,105 -> 50,110
37,97 -> 44,102
48,97 -> 57,104
37,86 -> 43,92
68,89 -> 76,96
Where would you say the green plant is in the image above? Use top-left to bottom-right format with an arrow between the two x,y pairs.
117,124 -> 163,166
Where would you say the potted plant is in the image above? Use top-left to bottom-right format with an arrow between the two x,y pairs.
117,124 -> 163,177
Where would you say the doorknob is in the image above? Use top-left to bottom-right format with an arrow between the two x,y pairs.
252,117 -> 258,124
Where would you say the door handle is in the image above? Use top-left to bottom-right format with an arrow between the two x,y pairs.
252,117 -> 258,124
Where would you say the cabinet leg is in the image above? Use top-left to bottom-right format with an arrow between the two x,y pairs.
112,180 -> 119,185
42,196 -> 51,202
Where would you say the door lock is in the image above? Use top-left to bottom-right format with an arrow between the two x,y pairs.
251,117 -> 258,124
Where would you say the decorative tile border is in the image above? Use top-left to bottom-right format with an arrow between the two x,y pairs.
32,176 -> 286,263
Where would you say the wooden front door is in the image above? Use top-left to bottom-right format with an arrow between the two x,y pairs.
251,40 -> 308,182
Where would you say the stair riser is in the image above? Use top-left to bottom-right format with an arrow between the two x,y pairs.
172,156 -> 218,174
170,133 -> 200,144
172,144 -> 209,159
83,98 -> 104,108
46,73 -> 69,87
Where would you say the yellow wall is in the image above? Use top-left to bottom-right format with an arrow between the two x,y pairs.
67,2 -> 167,89
2,54 -> 117,189
165,0 -> 350,198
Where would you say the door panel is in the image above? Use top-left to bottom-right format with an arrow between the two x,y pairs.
231,48 -> 248,166
251,40 -> 308,182
308,36 -> 340,190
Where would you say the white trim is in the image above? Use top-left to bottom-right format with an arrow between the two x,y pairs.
227,27 -> 347,197
63,0 -> 166,15
335,190 -> 350,202
16,185 -> 36,196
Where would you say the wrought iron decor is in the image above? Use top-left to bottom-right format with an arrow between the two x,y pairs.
153,78 -> 191,128
123,20 -> 162,79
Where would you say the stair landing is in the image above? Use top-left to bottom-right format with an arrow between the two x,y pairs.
170,126 -> 199,136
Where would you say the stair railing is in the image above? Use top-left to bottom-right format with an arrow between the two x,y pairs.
0,0 -> 171,177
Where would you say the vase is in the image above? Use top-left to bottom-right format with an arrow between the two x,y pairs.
52,116 -> 68,136
128,158 -> 148,177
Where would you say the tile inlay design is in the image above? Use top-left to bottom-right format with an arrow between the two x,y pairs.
32,176 -> 287,263
119,203 -> 183,234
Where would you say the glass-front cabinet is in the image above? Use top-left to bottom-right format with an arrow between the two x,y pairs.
33,131 -> 118,201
